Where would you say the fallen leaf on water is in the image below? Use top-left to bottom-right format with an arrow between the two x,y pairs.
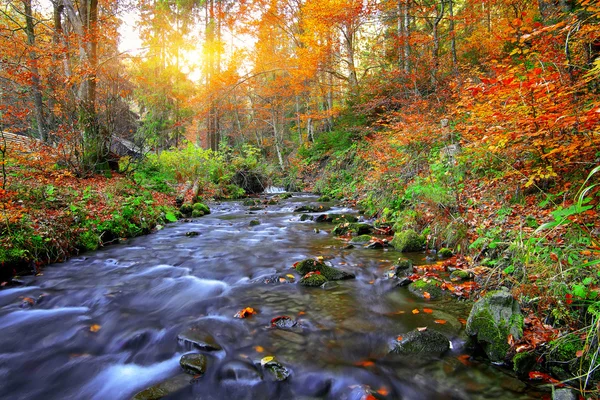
528,371 -> 564,386
377,386 -> 389,396
286,274 -> 295,279
396,335 -> 403,341
22,297 -> 35,305
90,324 -> 101,332
423,308 -> 433,314
254,346 -> 265,353
298,311 -> 306,316
457,354 -> 471,365
354,360 -> 375,367
261,356 -> 274,366
412,309 -> 419,314
417,327 -> 428,332
423,291 -> 431,300
279,277 -> 287,283
368,280 -> 375,284
235,307 -> 256,318
434,319 -> 447,324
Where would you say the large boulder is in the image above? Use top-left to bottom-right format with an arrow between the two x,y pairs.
390,229 -> 425,252
295,259 -> 355,281
465,288 -> 524,362
390,329 -> 450,357
180,353 -> 207,375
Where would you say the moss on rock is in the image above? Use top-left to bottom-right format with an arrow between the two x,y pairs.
350,235 -> 372,244
299,273 -> 328,287
465,288 -> 524,363
512,351 -> 536,376
450,269 -> 474,280
295,258 -> 355,280
390,329 -> 450,356
180,203 -> 193,217
249,219 -> 260,226
409,278 -> 444,299
332,222 -> 373,236
438,247 -> 453,257
191,210 -> 205,218
180,353 -> 207,375
192,202 -> 210,215
390,229 -> 425,252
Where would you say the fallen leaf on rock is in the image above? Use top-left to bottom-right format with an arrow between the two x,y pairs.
235,307 -> 256,318
396,335 -> 403,341
260,356 -> 274,366
423,308 -> 433,314
286,274 -> 295,279
90,324 -> 101,332
354,360 -> 375,367
412,309 -> 419,314
417,327 -> 427,332
377,386 -> 389,396
423,291 -> 431,300
434,319 -> 447,324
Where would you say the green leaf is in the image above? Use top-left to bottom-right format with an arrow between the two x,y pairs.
165,212 -> 178,222
583,277 -> 593,286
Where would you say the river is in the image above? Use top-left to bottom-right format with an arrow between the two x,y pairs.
0,194 -> 540,399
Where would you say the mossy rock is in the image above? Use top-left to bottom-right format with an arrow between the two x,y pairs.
295,258 -> 355,281
315,214 -> 358,223
300,214 -> 314,221
390,229 -> 425,252
317,195 -> 331,202
350,235 -> 372,244
548,334 -> 583,362
279,193 -> 292,200
465,288 -> 524,363
450,269 -> 474,280
249,219 -> 260,226
299,273 -> 328,287
409,278 -> 444,299
191,210 -> 205,218
294,204 -> 331,213
332,222 -> 373,236
180,353 -> 207,375
262,359 -> 291,381
438,248 -> 453,258
512,351 -> 536,377
390,329 -> 450,356
243,198 -> 259,206
179,203 -> 193,217
192,202 -> 210,215
396,258 -> 413,272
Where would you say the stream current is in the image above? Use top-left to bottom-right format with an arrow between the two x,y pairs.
0,194 -> 539,399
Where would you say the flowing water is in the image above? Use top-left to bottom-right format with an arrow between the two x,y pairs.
0,194 -> 541,400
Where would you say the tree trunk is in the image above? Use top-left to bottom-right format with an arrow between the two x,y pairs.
449,0 -> 457,71
431,0 -> 445,87
22,0 -> 47,142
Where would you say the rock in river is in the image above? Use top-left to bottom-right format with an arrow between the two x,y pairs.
180,353 -> 207,375
177,328 -> 222,351
295,258 -> 355,281
390,328 -> 450,357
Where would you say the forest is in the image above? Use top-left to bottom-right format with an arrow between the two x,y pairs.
1,0 -> 599,398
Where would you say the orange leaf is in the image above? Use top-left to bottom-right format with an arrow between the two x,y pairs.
576,350 -> 584,358
377,386 -> 389,396
412,309 -> 419,314
235,307 -> 256,318
423,291 -> 431,300
90,324 -> 101,332
254,346 -> 264,353
354,360 -> 375,367
396,335 -> 403,341
457,354 -> 471,366
423,308 -> 433,314
434,319 -> 447,324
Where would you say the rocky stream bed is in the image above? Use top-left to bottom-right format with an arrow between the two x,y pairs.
0,194 -> 548,399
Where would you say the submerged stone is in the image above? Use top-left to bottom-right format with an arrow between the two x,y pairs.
294,204 -> 331,213
465,288 -> 523,363
180,353 -> 207,375
332,222 -> 373,236
350,235 -> 372,244
390,329 -> 450,356
262,358 -> 291,382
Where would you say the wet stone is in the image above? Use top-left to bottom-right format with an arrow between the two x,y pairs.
271,316 -> 297,329
177,329 -> 222,351
180,353 -> 207,375
263,359 -> 291,382
185,231 -> 200,237
390,329 -> 450,357
271,329 -> 306,345
131,374 -> 191,400
217,360 -> 262,383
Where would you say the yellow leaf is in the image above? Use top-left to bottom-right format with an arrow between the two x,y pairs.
260,356 -> 274,366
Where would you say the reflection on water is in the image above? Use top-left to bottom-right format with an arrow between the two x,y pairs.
0,194 -> 540,399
